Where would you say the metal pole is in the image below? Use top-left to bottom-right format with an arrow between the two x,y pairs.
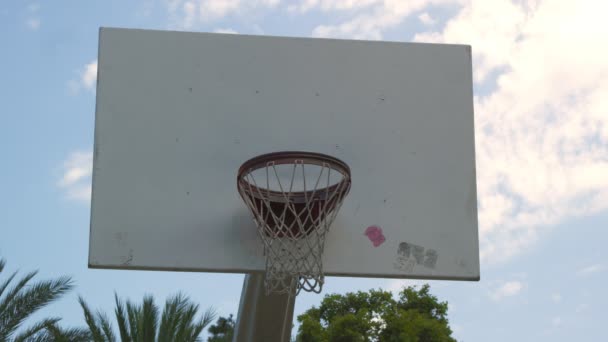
233,273 -> 296,342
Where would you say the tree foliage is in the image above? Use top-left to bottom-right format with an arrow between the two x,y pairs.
207,314 -> 235,342
78,293 -> 216,342
0,257 -> 218,341
296,284 -> 456,342
29,325 -> 92,342
0,258 -> 78,341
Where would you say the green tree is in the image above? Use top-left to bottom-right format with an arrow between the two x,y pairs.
0,258 -> 84,341
207,314 -> 235,341
78,293 -> 216,342
296,284 -> 456,342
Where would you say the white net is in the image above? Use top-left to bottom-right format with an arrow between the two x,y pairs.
238,156 -> 351,296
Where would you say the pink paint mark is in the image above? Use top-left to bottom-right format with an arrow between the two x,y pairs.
364,225 -> 386,247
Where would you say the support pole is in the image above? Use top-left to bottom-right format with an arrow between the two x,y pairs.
233,273 -> 296,342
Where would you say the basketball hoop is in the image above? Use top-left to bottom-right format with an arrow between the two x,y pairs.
237,151 -> 351,295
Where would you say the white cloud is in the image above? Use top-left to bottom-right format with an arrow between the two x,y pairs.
136,1 -> 155,17
418,12 -> 435,25
577,264 -> 604,276
551,293 -> 562,303
66,185 -> 93,202
291,0 -> 378,13
213,27 -> 238,34
491,281 -> 524,300
82,60 -> 98,89
68,60 -> 98,94
385,279 -> 426,296
58,151 -> 93,202
552,316 -> 562,327
27,3 -> 40,12
25,3 -> 40,30
414,0 -> 529,82
200,0 -> 241,19
26,18 -> 40,30
310,0 -> 461,39
167,0 -> 279,29
413,0 -> 608,264
575,303 -> 589,313
182,1 -> 197,28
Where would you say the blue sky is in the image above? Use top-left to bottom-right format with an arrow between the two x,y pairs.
1,0 -> 608,341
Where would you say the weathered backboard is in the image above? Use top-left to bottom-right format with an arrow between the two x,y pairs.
89,28 -> 479,281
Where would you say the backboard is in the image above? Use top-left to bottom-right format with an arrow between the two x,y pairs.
89,28 -> 479,281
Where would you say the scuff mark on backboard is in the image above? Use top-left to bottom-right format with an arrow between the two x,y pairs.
393,241 -> 438,273
114,232 -> 127,243
354,203 -> 361,216
115,233 -> 133,266
121,249 -> 134,266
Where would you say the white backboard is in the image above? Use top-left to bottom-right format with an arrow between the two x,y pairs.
89,28 -> 479,281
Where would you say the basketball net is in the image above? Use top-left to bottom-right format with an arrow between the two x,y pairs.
237,152 -> 351,296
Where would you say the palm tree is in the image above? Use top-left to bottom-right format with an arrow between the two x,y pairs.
79,293 -> 216,342
28,325 -> 92,342
0,258 -> 80,341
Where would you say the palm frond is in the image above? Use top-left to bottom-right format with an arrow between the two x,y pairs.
179,306 -> 198,341
12,317 -> 60,342
0,260 -> 19,300
79,296 -> 105,341
114,294 -> 132,342
126,300 -> 140,341
52,327 -> 92,342
98,311 -> 116,342
76,291 -> 214,342
165,294 -> 216,342
0,270 -> 37,315
37,324 -> 92,342
158,293 -> 189,342
190,307 -> 216,341
0,270 -> 18,301
0,275 -> 73,340
157,299 -> 174,342
141,295 -> 158,342
173,297 -> 196,341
